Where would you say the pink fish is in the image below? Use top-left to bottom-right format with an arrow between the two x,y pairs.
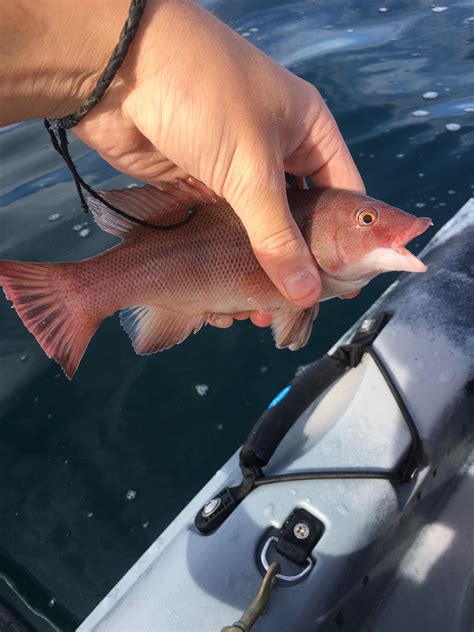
0,180 -> 431,378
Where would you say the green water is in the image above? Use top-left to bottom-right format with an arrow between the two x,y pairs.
0,1 -> 473,629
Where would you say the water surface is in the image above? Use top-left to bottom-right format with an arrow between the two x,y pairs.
0,1 -> 473,629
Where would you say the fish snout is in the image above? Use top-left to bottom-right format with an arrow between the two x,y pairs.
396,216 -> 433,247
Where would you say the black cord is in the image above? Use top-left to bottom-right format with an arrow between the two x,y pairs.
194,315 -> 424,534
249,345 -> 421,489
366,346 -> 422,469
44,120 -> 197,230
254,470 -> 402,486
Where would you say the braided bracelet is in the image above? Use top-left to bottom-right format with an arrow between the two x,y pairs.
52,0 -> 147,130
43,0 -> 195,230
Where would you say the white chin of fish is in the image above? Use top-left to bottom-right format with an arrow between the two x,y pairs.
364,246 -> 428,273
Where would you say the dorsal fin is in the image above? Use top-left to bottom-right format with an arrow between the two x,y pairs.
86,180 -> 217,239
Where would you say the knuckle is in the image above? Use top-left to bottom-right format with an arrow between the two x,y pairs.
301,80 -> 321,102
254,227 -> 306,264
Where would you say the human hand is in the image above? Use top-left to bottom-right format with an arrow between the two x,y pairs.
0,0 -> 364,329
70,0 -> 364,327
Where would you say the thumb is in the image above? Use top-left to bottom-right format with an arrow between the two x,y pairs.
226,156 -> 321,309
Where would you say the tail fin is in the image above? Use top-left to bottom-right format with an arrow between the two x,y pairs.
0,260 -> 99,379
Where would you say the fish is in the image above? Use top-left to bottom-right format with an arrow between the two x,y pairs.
0,179 -> 432,379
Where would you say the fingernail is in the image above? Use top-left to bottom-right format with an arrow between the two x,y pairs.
213,315 -> 233,328
284,270 -> 320,302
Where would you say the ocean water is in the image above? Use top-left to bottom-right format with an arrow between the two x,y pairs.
0,1 -> 473,629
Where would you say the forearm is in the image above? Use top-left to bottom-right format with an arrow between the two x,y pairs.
0,0 -> 130,125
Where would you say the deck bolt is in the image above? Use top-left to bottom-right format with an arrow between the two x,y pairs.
360,318 -> 375,332
202,497 -> 221,517
293,522 -> 310,539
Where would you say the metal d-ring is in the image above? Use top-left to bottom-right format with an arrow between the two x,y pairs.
260,536 -> 313,582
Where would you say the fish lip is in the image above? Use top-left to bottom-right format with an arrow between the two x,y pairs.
393,216 -> 433,250
389,217 -> 432,272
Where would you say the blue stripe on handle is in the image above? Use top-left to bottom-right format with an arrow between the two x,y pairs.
268,385 -> 292,409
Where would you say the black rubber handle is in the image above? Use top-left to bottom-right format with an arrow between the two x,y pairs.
240,354 -> 348,469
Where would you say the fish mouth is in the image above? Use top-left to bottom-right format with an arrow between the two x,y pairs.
394,216 -> 433,248
390,216 -> 433,273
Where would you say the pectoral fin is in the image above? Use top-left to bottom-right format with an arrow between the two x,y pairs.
271,305 -> 318,351
120,305 -> 207,354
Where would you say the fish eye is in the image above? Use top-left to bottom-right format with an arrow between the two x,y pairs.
357,208 -> 378,226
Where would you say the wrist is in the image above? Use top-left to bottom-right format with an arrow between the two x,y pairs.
0,0 -> 130,125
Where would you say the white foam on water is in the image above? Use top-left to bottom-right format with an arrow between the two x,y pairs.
195,384 -> 209,396
432,6 -> 448,12
48,213 -> 62,221
125,489 -> 137,501
422,91 -> 439,99
445,122 -> 461,131
79,228 -> 91,238
412,109 -> 429,117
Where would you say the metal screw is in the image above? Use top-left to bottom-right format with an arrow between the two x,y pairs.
202,497 -> 221,517
293,522 -> 310,539
360,318 -> 374,332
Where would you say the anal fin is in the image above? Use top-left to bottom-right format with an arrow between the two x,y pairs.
271,304 -> 318,351
120,305 -> 207,354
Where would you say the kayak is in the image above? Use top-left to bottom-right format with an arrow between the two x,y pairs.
78,198 -> 473,632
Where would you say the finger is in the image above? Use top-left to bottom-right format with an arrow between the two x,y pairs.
228,158 -> 322,309
207,314 -> 234,328
250,311 -> 273,327
339,289 -> 361,300
308,108 -> 365,194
